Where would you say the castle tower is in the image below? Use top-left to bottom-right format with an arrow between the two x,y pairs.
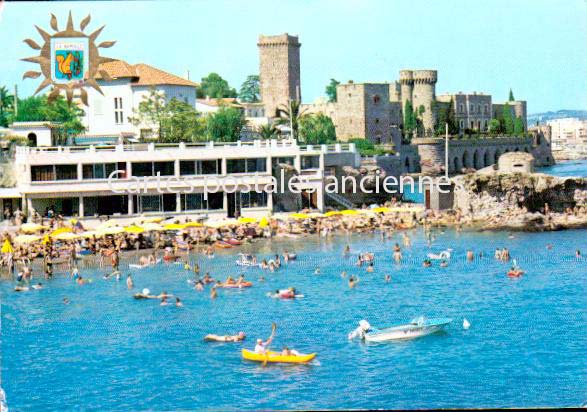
399,70 -> 414,116
412,70 -> 437,136
258,33 -> 301,118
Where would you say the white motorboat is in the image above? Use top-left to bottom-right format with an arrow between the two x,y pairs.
348,317 -> 452,342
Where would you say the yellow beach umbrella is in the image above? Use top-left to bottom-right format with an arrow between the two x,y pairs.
238,217 -> 257,224
290,213 -> 310,220
324,211 -> 342,217
183,222 -> 203,228
163,223 -> 185,231
1,239 -> 14,254
50,227 -> 73,237
141,222 -> 165,232
13,234 -> 41,244
372,207 -> 392,213
20,223 -> 48,233
96,226 -> 124,236
258,217 -> 269,228
340,209 -> 360,216
124,225 -> 145,234
52,232 -> 80,241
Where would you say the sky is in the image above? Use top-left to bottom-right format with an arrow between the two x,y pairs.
0,0 -> 586,113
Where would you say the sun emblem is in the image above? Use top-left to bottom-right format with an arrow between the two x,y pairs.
22,11 -> 116,105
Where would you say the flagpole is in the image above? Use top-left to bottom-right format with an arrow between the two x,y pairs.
445,122 -> 449,178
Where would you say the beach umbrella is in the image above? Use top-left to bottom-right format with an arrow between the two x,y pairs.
124,225 -> 145,234
1,239 -> 13,254
96,226 -> 124,236
96,220 -> 120,230
50,227 -> 73,237
290,213 -> 310,220
42,235 -> 50,244
163,223 -> 185,231
205,220 -> 235,228
183,222 -> 203,228
238,217 -> 257,224
141,222 -> 165,232
20,223 -> 48,233
13,234 -> 41,244
372,207 -> 392,213
324,211 -> 342,217
258,217 -> 269,228
52,232 -> 80,241
308,212 -> 325,218
340,209 -> 360,216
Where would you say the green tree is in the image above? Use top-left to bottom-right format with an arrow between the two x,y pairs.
488,118 -> 502,135
0,86 -> 14,127
275,100 -> 308,141
162,99 -> 206,142
299,113 -> 336,145
434,99 -> 458,136
403,100 -> 417,139
239,75 -> 260,103
502,102 -> 514,135
348,138 -> 386,156
206,106 -> 246,142
257,123 -> 280,140
513,116 -> 525,136
197,73 -> 237,99
325,79 -> 340,103
508,88 -> 515,101
129,88 -> 205,142
129,88 -> 169,141
13,95 -> 85,145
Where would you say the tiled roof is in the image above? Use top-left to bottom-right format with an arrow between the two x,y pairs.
97,59 -> 198,88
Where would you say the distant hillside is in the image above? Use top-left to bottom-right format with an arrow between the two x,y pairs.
528,110 -> 587,125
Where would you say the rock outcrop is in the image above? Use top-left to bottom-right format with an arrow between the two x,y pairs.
452,171 -> 587,231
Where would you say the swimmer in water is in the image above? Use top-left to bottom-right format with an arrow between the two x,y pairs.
314,267 -> 321,275
423,259 -> 432,268
366,263 -> 374,273
175,297 -> 183,307
63,297 -> 70,305
576,250 -> 582,258
384,274 -> 391,282
440,260 -> 449,268
195,281 -> 204,291
348,275 -> 359,288
127,274 -> 134,289
160,296 -> 169,306
204,332 -> 246,342
258,276 -> 265,282
343,245 -> 350,256
31,283 -> 43,290
466,250 -> 474,262
210,286 -> 217,299
341,271 -> 347,278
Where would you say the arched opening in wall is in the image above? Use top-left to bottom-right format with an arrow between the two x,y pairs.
453,156 -> 462,173
473,151 -> 479,169
27,133 -> 37,147
484,150 -> 493,167
404,157 -> 411,173
515,147 -> 520,152
504,148 -> 510,153
524,147 -> 530,153
462,150 -> 471,169
536,135 -> 542,145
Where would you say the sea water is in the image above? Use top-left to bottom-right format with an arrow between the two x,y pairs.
1,227 -> 586,410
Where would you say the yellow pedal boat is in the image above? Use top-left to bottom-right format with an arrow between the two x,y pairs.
241,349 -> 316,364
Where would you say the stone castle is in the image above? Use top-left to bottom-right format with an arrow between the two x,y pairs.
256,33 -> 551,175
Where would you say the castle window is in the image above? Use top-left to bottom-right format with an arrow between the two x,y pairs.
478,104 -> 482,113
375,118 -> 380,124
484,104 -> 489,114
460,120 -> 464,129
459,104 -> 464,113
373,95 -> 380,104
469,103 -> 475,113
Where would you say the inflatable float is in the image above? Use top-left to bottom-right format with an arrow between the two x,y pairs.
241,349 -> 316,364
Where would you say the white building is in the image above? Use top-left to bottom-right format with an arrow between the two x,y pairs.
547,118 -> 587,157
7,139 -> 357,220
81,59 -> 198,143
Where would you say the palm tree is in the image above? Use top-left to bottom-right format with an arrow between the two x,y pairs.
257,123 -> 280,140
0,86 -> 14,127
275,100 -> 308,142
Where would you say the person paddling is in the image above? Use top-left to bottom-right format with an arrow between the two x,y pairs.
254,324 -> 276,354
